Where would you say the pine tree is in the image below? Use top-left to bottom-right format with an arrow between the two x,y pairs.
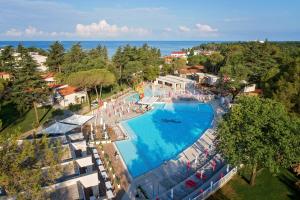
46,41 -> 65,73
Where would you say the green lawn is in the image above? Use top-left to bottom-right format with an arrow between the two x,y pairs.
209,168 -> 300,200
0,102 -> 55,138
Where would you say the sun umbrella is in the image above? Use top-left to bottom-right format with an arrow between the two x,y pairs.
103,122 -> 106,130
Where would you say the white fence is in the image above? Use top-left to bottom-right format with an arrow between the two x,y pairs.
191,167 -> 238,200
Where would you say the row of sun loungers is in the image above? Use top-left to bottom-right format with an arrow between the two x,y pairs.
91,148 -> 115,199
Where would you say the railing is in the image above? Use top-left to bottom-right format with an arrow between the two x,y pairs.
191,167 -> 238,200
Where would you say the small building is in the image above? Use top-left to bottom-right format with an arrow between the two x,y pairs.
170,51 -> 187,58
154,75 -> 195,91
55,85 -> 87,107
0,72 -> 11,80
179,65 -> 205,79
164,56 -> 173,64
194,49 -> 215,56
196,73 -> 219,86
42,72 -> 56,86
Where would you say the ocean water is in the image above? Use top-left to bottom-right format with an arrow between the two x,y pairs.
116,102 -> 214,178
0,41 -> 216,56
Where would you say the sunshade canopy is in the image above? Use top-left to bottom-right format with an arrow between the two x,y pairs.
60,114 -> 94,126
40,122 -> 79,135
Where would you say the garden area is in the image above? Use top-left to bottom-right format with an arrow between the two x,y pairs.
209,168 -> 300,200
0,102 -> 55,137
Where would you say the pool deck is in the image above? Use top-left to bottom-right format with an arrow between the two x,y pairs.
120,99 -> 226,200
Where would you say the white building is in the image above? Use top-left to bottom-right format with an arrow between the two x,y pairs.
154,75 -> 195,91
30,52 -> 48,72
170,51 -> 187,58
55,85 -> 87,107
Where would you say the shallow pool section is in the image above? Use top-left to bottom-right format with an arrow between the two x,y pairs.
115,103 -> 214,178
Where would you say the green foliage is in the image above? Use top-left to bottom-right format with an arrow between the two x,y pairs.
217,96 -> 300,184
0,135 -> 64,199
46,41 -> 65,73
144,65 -> 160,81
0,45 -> 15,71
187,55 -> 207,66
10,51 -> 50,116
112,44 -> 161,84
191,41 -> 300,114
172,58 -> 186,71
68,103 -> 82,112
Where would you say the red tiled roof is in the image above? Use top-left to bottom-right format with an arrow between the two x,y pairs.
49,84 -> 63,89
191,65 -> 205,70
171,51 -> 186,54
57,86 -> 81,96
41,72 -> 55,79
0,72 -> 10,76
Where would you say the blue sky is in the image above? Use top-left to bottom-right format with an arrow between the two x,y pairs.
0,0 -> 299,40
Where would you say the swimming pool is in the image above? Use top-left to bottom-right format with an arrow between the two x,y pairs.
115,102 -> 214,178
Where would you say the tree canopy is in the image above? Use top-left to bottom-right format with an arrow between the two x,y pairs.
0,135 -> 65,199
216,96 -> 300,185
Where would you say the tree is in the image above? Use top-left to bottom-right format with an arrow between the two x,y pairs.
0,135 -> 65,199
172,58 -> 186,72
46,41 -> 65,73
10,52 -> 50,125
216,96 -> 300,186
144,65 -> 160,81
67,69 -> 116,109
0,45 -> 15,71
219,64 -> 250,99
62,43 -> 86,74
207,52 -> 224,74
187,55 -> 207,66
89,69 -> 116,99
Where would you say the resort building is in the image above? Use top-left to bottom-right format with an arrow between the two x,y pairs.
170,51 -> 187,58
179,65 -> 205,79
193,49 -> 215,56
42,72 -> 56,86
30,52 -> 48,72
196,73 -> 220,86
154,75 -> 195,91
164,56 -> 173,64
54,85 -> 87,107
0,72 -> 11,80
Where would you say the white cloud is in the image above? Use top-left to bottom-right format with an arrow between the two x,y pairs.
5,28 -> 22,37
179,26 -> 190,32
3,26 -> 73,38
195,24 -> 218,33
24,26 -> 43,36
2,20 -> 150,39
75,20 -> 149,38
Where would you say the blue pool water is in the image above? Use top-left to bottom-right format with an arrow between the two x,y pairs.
116,102 -> 214,178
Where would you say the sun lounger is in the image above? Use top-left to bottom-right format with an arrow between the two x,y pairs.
185,180 -> 197,187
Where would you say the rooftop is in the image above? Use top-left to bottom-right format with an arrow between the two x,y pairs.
57,86 -> 82,97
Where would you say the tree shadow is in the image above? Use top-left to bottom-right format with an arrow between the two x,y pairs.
277,170 -> 300,200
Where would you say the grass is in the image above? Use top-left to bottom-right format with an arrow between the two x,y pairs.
209,168 -> 300,200
0,102 -> 55,138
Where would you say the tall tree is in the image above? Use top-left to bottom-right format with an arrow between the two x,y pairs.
10,52 -> 50,125
0,45 -> 15,72
67,69 -> 115,109
62,43 -> 86,74
217,96 -> 300,185
46,41 -> 65,73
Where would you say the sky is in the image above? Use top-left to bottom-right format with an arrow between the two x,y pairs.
0,0 -> 299,41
